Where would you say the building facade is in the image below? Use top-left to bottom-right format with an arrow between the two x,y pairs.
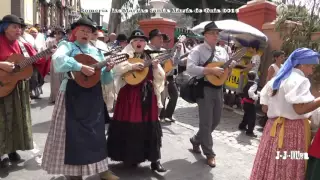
36,0 -> 81,29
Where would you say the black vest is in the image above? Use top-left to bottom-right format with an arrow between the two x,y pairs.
242,81 -> 257,101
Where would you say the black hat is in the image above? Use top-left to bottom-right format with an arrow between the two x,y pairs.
149,29 -> 164,40
0,15 -> 26,27
116,34 -> 127,42
162,33 -> 170,42
202,21 -> 221,34
70,17 -> 96,32
55,27 -> 66,34
128,29 -> 148,42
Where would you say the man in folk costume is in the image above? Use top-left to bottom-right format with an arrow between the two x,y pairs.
0,14 -> 47,168
146,29 -> 181,122
187,21 -> 233,167
90,28 -> 116,112
48,27 -> 66,103
107,29 -> 167,172
91,28 -> 109,52
115,34 -> 128,48
250,48 -> 320,180
41,17 -> 119,180
19,18 -> 36,49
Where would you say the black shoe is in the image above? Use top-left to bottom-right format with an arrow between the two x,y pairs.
165,117 -> 176,122
8,152 -> 21,162
151,161 -> 167,172
189,138 -> 201,154
246,132 -> 257,137
238,125 -> 247,131
0,157 -> 10,168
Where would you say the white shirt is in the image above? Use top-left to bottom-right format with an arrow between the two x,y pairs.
251,54 -> 261,75
20,33 -> 35,48
248,81 -> 259,101
91,39 -> 110,53
220,45 -> 232,55
311,108 -> 320,134
270,64 -> 281,76
187,42 -> 229,77
260,68 -> 315,120
35,33 -> 47,52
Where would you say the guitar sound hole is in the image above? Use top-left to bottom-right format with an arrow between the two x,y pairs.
12,65 -> 21,73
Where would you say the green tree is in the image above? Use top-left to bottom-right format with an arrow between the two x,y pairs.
275,0 -> 320,85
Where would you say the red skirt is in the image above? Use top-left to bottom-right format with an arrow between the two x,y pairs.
113,81 -> 158,122
107,82 -> 162,163
309,129 -> 320,158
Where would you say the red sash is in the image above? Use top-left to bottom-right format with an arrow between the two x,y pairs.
241,97 -> 254,104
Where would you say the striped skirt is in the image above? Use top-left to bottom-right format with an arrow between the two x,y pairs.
250,117 -> 311,180
41,91 -> 109,176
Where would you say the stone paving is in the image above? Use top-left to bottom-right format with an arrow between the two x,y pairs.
0,81 -> 259,180
172,98 -> 263,155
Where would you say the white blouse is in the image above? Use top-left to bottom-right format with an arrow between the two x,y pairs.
260,68 -> 315,120
112,44 -> 165,108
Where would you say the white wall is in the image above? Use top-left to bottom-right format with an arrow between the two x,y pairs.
0,0 -> 11,18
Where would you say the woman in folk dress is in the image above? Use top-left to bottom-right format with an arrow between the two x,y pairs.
107,29 -> 167,172
0,14 -> 46,168
41,17 -> 118,180
250,48 -> 320,180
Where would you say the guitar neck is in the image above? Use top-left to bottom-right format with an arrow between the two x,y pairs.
144,53 -> 173,67
91,55 -> 128,69
19,49 -> 52,68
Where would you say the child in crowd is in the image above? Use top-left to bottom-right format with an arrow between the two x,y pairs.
239,71 -> 259,137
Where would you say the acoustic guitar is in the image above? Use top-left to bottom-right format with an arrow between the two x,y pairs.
123,52 -> 175,85
70,53 -> 129,88
161,35 -> 187,73
204,47 -> 248,86
0,46 -> 56,97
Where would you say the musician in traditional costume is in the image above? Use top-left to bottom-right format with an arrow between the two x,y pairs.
250,48 -> 320,180
19,18 -> 35,49
187,22 -> 233,167
0,14 -> 46,168
107,29 -> 167,172
41,17 -> 119,180
90,28 -> 115,112
115,33 -> 128,48
146,29 -> 181,122
48,27 -> 65,103
91,29 -> 109,52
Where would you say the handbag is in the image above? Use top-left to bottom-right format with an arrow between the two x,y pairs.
179,50 -> 214,103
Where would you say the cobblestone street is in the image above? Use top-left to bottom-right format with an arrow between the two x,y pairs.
173,98 -> 263,155
0,82 -> 260,180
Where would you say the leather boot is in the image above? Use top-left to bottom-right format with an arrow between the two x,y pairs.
206,156 -> 216,168
100,170 -> 119,180
8,152 -> 21,162
0,157 -> 9,168
150,161 -> 167,172
189,138 -> 201,154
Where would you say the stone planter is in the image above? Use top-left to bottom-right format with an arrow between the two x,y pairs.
311,32 -> 320,41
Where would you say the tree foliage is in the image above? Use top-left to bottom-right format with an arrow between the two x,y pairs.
275,0 -> 320,84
